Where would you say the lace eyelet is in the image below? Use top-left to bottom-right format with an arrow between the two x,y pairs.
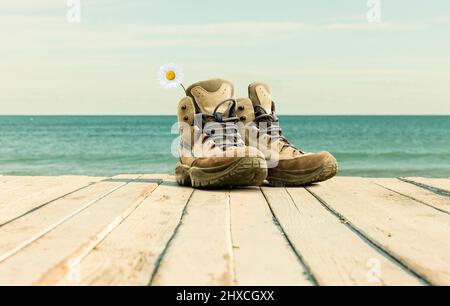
238,106 -> 245,111
214,113 -> 223,122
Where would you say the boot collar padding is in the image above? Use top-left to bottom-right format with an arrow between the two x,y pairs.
189,83 -> 233,114
248,82 -> 273,115
186,79 -> 234,115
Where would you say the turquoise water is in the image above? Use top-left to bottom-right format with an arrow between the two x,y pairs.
0,116 -> 449,177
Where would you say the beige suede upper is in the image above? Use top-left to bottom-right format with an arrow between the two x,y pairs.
235,98 -> 255,125
248,82 -> 273,114
241,83 -> 303,161
178,79 -> 264,168
243,82 -> 340,173
186,79 -> 234,114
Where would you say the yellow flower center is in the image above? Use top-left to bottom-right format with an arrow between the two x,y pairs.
166,70 -> 176,81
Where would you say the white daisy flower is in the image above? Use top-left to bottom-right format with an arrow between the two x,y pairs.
158,63 -> 184,89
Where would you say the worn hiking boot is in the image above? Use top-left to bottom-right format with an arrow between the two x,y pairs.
175,79 -> 267,188
235,82 -> 338,187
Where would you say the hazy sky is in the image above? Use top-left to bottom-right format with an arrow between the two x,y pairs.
1,0 -> 449,115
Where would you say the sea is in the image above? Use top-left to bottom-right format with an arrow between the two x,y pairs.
0,116 -> 449,177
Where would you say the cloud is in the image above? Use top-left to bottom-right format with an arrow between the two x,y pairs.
0,14 -> 424,51
130,21 -> 420,37
0,0 -> 64,13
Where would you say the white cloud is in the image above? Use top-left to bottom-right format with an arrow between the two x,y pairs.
1,7 -> 449,115
0,0 -> 64,13
0,14 -> 424,51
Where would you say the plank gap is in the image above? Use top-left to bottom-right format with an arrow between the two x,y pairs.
0,181 -> 101,228
260,187 -> 318,286
148,187 -> 195,285
305,186 -> 431,286
37,175 -> 160,285
226,189 -> 238,286
0,177 -> 133,264
398,178 -> 450,198
375,182 -> 450,216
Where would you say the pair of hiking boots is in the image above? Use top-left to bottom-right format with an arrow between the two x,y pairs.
175,79 -> 338,188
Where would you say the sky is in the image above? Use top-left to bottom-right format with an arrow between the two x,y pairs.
0,0 -> 449,115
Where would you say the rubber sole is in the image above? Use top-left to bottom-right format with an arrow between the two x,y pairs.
267,155 -> 338,187
176,157 -> 268,188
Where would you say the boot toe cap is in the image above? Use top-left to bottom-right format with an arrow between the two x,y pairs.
277,151 -> 338,172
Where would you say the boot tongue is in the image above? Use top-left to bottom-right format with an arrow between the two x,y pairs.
248,82 -> 273,115
186,79 -> 234,115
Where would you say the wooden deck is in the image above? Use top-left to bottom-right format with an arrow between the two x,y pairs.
0,175 -> 449,286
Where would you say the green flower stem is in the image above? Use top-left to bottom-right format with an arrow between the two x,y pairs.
180,83 -> 186,94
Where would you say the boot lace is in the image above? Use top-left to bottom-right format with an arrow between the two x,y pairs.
201,99 -> 245,150
253,105 -> 302,153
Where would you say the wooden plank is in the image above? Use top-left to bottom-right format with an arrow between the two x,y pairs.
0,176 -> 105,225
0,176 -> 57,196
402,177 -> 450,194
230,188 -> 311,285
57,177 -> 192,285
151,189 -> 233,286
0,175 -> 10,183
0,176 -> 26,185
0,175 -> 34,184
374,178 -> 450,214
307,177 -> 450,285
0,176 -> 76,204
0,176 -> 101,203
262,187 -> 422,286
0,178 -> 133,263
0,175 -> 161,285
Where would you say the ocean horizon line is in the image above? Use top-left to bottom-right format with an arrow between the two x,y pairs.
1,114 -> 450,117
1,115 -> 448,177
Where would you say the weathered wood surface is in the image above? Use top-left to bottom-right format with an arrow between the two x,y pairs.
262,187 -> 422,286
229,188 -> 311,286
0,175 -> 449,286
401,177 -> 450,195
307,177 -> 450,285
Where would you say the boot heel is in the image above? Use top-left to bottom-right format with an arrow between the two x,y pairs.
175,162 -> 192,186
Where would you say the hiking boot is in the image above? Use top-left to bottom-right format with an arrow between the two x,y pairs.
235,82 -> 338,187
175,79 -> 267,188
